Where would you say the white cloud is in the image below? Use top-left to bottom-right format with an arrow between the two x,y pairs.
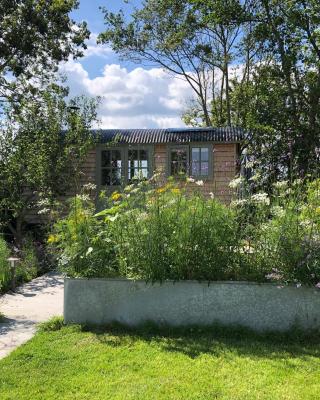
60,60 -> 193,128
83,33 -> 114,59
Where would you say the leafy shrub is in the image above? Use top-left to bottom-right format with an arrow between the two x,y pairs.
16,239 -> 39,284
52,179 -> 240,281
0,236 -> 10,292
114,187 -> 239,281
232,179 -> 320,285
50,196 -> 118,278
51,176 -> 320,286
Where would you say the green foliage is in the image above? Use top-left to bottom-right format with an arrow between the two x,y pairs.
115,185 -> 238,282
53,179 -> 232,281
98,0 -> 245,127
16,239 -> 39,284
0,88 -> 99,245
52,176 -> 320,286
38,316 -> 65,333
0,236 -> 10,292
231,178 -> 320,285
51,193 -> 119,278
52,178 -> 240,281
0,0 -> 89,101
99,0 -> 320,181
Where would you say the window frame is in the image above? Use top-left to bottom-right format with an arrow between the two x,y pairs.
167,143 -> 213,179
98,146 -> 125,188
96,144 -> 154,190
126,144 -> 154,182
190,143 -> 213,179
167,145 -> 190,178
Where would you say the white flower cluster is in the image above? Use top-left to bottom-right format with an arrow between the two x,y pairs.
292,178 -> 302,187
229,177 -> 244,189
273,180 -> 288,190
186,177 -> 195,183
82,183 -> 97,192
231,198 -> 248,207
37,198 -> 51,207
251,192 -> 270,205
299,219 -> 313,228
76,194 -> 90,202
249,173 -> 261,182
38,208 -> 50,215
271,205 -> 285,218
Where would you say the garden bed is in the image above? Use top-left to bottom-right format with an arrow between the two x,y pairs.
64,278 -> 320,332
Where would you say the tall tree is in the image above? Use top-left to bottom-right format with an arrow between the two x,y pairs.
0,0 -> 89,102
99,0 -> 320,181
98,0 -> 248,127
0,86 -> 99,245
233,0 -> 320,183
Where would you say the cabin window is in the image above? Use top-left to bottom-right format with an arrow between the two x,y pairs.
128,148 -> 149,181
169,147 -> 189,176
100,145 -> 153,187
168,145 -> 212,178
191,147 -> 209,176
101,149 -> 122,186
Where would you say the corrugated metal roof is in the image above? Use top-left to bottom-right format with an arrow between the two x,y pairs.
94,127 -> 245,144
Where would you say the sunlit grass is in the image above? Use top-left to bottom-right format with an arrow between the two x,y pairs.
1,321 -> 320,400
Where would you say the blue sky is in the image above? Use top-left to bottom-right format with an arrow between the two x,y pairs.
71,0 -> 141,78
60,0 -> 192,128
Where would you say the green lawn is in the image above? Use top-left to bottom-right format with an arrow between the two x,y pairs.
1,322 -> 320,400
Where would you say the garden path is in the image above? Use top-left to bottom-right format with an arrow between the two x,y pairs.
0,272 -> 63,359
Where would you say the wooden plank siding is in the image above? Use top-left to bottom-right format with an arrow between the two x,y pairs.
25,143 -> 238,224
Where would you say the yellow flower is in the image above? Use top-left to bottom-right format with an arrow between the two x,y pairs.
171,188 -> 181,195
156,187 -> 166,194
111,192 -> 122,201
47,234 -> 58,244
316,207 -> 320,215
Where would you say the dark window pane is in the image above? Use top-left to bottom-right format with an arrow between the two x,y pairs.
101,150 -> 111,167
171,149 -> 187,162
140,149 -> 148,160
102,168 -> 122,186
200,161 -> 209,176
171,161 -> 187,175
112,150 -> 121,162
192,148 -> 200,162
102,169 -> 111,186
201,147 -> 209,161
128,149 -> 138,161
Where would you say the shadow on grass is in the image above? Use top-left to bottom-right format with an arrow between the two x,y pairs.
41,316 -> 320,361
79,321 -> 320,361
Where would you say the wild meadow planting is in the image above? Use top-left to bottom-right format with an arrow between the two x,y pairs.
50,176 -> 320,286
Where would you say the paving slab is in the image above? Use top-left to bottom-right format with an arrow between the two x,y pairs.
0,272 -> 64,359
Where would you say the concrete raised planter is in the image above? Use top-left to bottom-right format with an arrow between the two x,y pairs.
64,278 -> 320,332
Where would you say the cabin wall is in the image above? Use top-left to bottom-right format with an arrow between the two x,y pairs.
154,143 -> 238,203
25,143 -> 238,225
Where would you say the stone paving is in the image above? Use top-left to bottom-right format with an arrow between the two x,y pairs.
0,272 -> 64,359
